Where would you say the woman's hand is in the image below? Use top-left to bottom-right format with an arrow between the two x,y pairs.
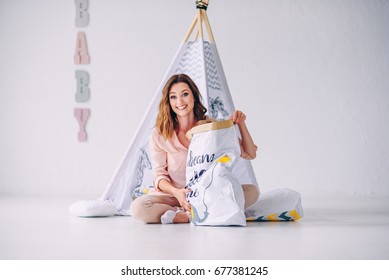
157,179 -> 191,211
172,188 -> 192,211
230,110 -> 246,125
230,109 -> 257,160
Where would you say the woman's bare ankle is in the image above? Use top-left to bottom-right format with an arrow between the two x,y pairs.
173,212 -> 190,223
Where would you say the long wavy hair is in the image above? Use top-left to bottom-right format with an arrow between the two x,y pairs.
156,74 -> 207,139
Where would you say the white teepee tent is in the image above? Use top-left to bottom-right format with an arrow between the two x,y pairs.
97,0 -> 258,215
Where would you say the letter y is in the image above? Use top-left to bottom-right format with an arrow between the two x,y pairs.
74,108 -> 90,141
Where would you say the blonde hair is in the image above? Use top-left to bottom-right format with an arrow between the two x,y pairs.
156,74 -> 207,139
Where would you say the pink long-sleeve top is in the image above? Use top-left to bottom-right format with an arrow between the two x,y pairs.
150,128 -> 188,191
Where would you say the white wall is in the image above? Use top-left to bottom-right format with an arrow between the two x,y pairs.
0,0 -> 388,198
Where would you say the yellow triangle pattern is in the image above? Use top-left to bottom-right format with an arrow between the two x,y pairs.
246,209 -> 302,222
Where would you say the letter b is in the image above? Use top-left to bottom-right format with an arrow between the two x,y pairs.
75,0 -> 89,27
75,70 -> 90,102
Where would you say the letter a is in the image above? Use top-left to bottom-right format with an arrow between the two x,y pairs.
74,31 -> 90,64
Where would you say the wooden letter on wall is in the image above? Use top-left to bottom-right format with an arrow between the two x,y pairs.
75,70 -> 90,102
75,0 -> 89,27
74,108 -> 91,142
74,31 -> 90,64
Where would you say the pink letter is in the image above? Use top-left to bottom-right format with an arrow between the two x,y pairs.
74,32 -> 90,64
74,108 -> 91,141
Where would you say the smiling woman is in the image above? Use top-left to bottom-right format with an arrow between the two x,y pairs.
130,74 -> 259,224
130,74 -> 208,224
168,83 -> 195,117
157,74 -> 207,140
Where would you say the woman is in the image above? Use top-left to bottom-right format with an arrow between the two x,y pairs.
130,74 -> 259,224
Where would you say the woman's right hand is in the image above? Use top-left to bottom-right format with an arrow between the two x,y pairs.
173,188 -> 192,211
158,179 -> 192,211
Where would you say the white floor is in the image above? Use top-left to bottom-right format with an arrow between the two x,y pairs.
0,194 -> 388,260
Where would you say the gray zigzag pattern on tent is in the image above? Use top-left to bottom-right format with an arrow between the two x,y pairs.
175,41 -> 204,83
175,41 -> 222,90
203,41 -> 222,90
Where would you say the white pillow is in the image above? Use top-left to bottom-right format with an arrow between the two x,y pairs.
245,188 -> 303,221
69,199 -> 117,217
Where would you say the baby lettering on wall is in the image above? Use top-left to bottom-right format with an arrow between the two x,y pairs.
73,0 -> 90,142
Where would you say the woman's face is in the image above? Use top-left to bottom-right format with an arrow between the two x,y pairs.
169,82 -> 195,118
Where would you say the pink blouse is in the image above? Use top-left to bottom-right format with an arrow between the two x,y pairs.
150,128 -> 188,191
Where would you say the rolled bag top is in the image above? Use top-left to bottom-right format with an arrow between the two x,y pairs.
186,119 -> 234,140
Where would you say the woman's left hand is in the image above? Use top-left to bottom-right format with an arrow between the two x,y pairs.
231,110 -> 257,159
230,110 -> 246,125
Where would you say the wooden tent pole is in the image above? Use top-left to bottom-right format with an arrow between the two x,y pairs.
194,27 -> 200,41
201,9 -> 215,43
197,8 -> 204,39
184,0 -> 213,42
184,15 -> 199,42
